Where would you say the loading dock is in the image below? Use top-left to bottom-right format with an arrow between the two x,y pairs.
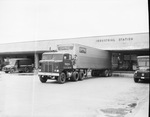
0,32 -> 149,72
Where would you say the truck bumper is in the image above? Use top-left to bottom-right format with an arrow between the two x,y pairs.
134,76 -> 149,80
38,72 -> 59,76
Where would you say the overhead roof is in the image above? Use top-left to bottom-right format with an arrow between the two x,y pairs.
0,32 -> 149,54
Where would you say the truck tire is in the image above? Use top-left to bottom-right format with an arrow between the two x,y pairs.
39,76 -> 47,83
103,70 -> 109,77
57,72 -> 66,84
79,71 -> 84,80
134,78 -> 139,83
91,70 -> 99,77
91,70 -> 96,77
71,72 -> 79,81
10,68 -> 14,73
108,70 -> 112,77
25,67 -> 30,73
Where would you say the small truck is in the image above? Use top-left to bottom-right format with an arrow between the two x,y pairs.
38,44 -> 112,83
134,56 -> 149,82
3,58 -> 33,73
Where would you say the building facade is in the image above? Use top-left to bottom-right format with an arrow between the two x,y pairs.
0,32 -> 149,71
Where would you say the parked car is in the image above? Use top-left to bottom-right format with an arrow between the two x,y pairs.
134,56 -> 149,83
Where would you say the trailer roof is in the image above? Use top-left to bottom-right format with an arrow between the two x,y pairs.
9,58 -> 31,60
43,52 -> 69,55
137,56 -> 149,59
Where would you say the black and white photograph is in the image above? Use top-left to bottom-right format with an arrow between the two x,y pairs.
0,0 -> 149,117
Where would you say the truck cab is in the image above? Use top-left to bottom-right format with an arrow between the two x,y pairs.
38,52 -> 73,83
134,56 -> 149,82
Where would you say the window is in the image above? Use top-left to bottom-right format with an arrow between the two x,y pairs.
64,54 -> 69,60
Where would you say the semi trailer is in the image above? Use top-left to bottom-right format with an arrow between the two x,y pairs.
38,43 -> 112,84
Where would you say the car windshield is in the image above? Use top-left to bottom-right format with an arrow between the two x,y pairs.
9,59 -> 17,65
138,58 -> 149,67
42,54 -> 63,60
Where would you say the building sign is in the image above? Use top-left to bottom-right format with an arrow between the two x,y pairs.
96,37 -> 133,42
119,38 -> 133,41
79,47 -> 86,54
96,39 -> 115,42
57,46 -> 74,51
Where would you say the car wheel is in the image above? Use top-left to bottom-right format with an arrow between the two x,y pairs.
134,78 -> 139,83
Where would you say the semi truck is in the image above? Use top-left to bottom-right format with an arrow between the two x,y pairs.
38,43 -> 112,84
134,56 -> 149,83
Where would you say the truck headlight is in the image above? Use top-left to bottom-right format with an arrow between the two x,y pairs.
54,69 -> 59,72
134,71 -> 137,74
134,71 -> 138,76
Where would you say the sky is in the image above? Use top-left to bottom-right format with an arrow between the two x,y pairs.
0,0 -> 149,44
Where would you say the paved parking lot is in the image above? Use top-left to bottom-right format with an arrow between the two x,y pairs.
0,72 -> 149,117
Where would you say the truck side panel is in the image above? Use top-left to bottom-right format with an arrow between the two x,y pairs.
75,56 -> 111,69
57,43 -> 111,70
74,44 -> 111,69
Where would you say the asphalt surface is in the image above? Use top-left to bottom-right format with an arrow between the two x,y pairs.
0,72 -> 149,117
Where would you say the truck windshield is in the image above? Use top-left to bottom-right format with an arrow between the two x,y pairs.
9,59 -> 16,65
42,54 -> 63,60
138,58 -> 149,67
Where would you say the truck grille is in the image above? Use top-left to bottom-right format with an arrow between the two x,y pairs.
137,72 -> 149,77
41,63 -> 53,72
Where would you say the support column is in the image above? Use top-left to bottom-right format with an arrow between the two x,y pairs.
0,56 -> 4,70
34,53 -> 39,70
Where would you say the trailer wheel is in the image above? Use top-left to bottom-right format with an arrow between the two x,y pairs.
79,71 -> 84,80
91,70 -> 95,77
39,76 -> 47,83
103,70 -> 109,77
71,72 -> 79,81
108,70 -> 112,77
91,70 -> 99,77
57,72 -> 66,84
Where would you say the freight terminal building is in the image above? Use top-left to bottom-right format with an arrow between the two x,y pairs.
0,32 -> 149,71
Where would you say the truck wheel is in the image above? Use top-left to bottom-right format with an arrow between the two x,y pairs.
103,70 -> 109,77
134,78 -> 139,83
10,69 -> 14,73
71,72 -> 79,81
39,76 -> 47,83
91,70 -> 95,77
57,72 -> 66,84
108,70 -> 112,77
79,71 -> 84,80
25,67 -> 30,73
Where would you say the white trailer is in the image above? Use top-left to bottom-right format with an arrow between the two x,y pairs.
57,43 -> 111,69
